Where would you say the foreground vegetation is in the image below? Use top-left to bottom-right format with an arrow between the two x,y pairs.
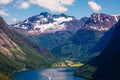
74,64 -> 96,79
0,73 -> 14,80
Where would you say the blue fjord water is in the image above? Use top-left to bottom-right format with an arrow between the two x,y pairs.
12,67 -> 85,80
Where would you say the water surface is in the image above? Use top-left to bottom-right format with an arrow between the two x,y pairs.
13,67 -> 85,80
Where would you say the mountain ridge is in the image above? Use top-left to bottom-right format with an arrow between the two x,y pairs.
12,12 -> 120,34
11,12 -> 120,50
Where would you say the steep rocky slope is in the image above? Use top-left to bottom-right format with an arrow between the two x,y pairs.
0,17 -> 54,80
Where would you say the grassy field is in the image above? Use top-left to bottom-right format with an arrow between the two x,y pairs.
52,59 -> 84,67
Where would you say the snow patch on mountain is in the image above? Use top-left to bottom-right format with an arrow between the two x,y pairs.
113,15 -> 118,22
25,17 -> 73,34
54,17 -> 73,22
12,12 -> 75,34
98,14 -> 100,21
12,12 -> 120,35
112,14 -> 120,22
32,21 -> 66,34
89,26 -> 109,31
25,19 -> 29,23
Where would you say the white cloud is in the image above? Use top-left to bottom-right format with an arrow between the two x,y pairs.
11,18 -> 17,22
0,0 -> 12,5
14,0 -> 30,9
29,0 -> 74,12
19,1 -> 30,9
88,1 -> 102,12
0,10 -> 9,16
58,0 -> 74,5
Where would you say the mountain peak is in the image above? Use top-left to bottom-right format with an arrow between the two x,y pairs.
91,13 -> 112,20
0,16 -> 2,19
40,12 -> 50,15
12,12 -> 77,34
11,12 -> 120,34
85,13 -> 120,31
59,13 -> 68,17
91,13 -> 110,16
39,12 -> 51,17
0,16 -> 5,23
0,17 -> 7,27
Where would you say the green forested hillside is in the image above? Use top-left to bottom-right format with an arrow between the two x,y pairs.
27,31 -> 74,50
0,17 -> 54,79
75,20 -> 120,80
52,29 -> 103,62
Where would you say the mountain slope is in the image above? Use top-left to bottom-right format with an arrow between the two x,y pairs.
12,12 -> 89,50
52,13 -> 120,61
91,20 -> 120,80
75,20 -> 120,80
0,17 -> 54,79
51,29 -> 102,61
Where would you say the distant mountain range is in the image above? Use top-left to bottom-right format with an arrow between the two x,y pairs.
12,12 -> 120,34
11,12 -> 120,50
75,20 -> 120,80
11,12 -> 120,62
12,12 -> 84,34
0,17 -> 54,80
11,12 -> 89,49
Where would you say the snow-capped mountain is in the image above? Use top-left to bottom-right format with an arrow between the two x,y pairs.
11,12 -> 120,50
12,12 -> 89,49
12,12 -> 120,35
12,12 -> 83,34
84,13 -> 120,31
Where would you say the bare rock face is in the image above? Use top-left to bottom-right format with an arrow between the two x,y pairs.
0,17 -> 25,61
0,30 -> 25,59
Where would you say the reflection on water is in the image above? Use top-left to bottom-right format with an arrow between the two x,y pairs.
48,77 -> 52,80
41,68 -> 76,80
13,67 -> 85,80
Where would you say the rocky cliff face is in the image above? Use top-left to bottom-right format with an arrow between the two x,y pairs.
0,29 -> 25,60
0,17 -> 25,61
